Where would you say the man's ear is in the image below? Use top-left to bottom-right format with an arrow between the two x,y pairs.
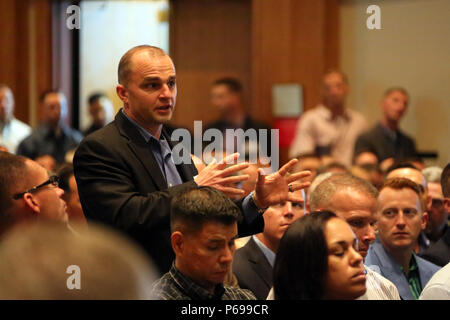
421,211 -> 429,230
23,193 -> 40,215
171,231 -> 185,256
116,84 -> 128,106
426,195 -> 432,212
444,198 -> 450,214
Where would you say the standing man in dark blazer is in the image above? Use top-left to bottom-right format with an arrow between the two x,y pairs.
73,45 -> 310,274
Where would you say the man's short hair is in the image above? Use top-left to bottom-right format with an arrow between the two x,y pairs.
323,69 -> 349,84
381,178 -> 425,211
309,173 -> 379,212
39,89 -> 62,103
118,45 -> 167,85
0,153 -> 28,215
441,163 -> 450,198
213,77 -> 243,93
386,161 -> 419,174
87,92 -> 107,105
383,87 -> 409,100
170,186 -> 242,234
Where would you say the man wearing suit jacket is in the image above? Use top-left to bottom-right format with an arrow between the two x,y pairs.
73,45 -> 309,274
232,190 -> 306,299
365,177 -> 440,299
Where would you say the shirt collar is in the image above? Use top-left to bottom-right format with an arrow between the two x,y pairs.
169,264 -> 226,300
252,235 -> 276,267
317,104 -> 351,121
378,122 -> 397,140
121,109 -> 161,144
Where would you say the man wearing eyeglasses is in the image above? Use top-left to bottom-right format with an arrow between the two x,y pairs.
0,152 -> 67,237
365,177 -> 440,300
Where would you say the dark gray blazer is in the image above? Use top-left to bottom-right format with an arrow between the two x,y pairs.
232,237 -> 273,300
420,227 -> 450,267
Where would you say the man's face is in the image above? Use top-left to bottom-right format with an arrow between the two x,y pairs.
0,88 -> 14,122
43,93 -> 65,126
322,72 -> 349,108
89,99 -> 109,127
210,84 -> 240,116
426,182 -> 448,234
262,190 -> 306,246
327,189 -> 377,258
377,187 -> 427,252
66,175 -> 84,224
324,218 -> 366,300
177,221 -> 237,290
118,52 -> 177,131
382,90 -> 408,123
24,160 -> 68,223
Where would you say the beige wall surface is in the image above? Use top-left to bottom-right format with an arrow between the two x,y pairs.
340,0 -> 450,167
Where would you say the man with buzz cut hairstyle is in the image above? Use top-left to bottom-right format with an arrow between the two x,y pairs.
309,172 -> 400,299
151,186 -> 256,300
355,87 -> 417,167
366,177 -> 440,300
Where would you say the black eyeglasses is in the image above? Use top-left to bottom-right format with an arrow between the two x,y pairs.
12,175 -> 60,200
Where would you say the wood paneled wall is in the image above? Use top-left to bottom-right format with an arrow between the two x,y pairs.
0,0 -> 53,127
169,0 -> 339,164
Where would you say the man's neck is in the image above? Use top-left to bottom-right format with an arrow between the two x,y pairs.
123,109 -> 162,139
223,108 -> 245,128
255,233 -> 277,254
383,242 -> 413,276
380,117 -> 399,131
175,260 -> 215,294
324,103 -> 345,118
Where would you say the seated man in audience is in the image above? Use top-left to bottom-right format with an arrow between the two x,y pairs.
310,173 -> 400,299
365,178 -> 440,300
353,151 -> 379,167
17,90 -> 83,164
0,152 -> 68,238
232,189 -> 306,299
0,85 -> 31,153
421,163 -> 450,267
151,187 -> 256,300
83,92 -> 114,136
290,152 -> 321,184
354,87 -> 417,169
289,70 -> 368,166
386,163 -> 432,254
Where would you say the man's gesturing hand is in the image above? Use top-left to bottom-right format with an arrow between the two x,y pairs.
253,159 -> 311,209
194,153 -> 249,197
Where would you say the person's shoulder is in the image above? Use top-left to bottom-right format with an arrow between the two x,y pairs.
416,254 -> 441,273
223,285 -> 256,300
10,118 -> 31,132
150,272 -> 183,300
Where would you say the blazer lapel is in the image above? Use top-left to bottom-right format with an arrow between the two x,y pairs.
115,110 -> 167,190
373,241 -> 414,300
246,238 -> 273,288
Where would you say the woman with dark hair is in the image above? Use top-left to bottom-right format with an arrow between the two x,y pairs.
273,211 -> 366,300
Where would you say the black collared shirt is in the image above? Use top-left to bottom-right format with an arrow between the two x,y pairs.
151,264 -> 256,300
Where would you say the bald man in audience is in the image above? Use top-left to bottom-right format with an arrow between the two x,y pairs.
365,178 -> 440,300
0,152 -> 68,237
310,173 -> 400,299
0,85 -> 31,153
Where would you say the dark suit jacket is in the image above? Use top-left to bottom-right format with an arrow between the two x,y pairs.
232,237 -> 273,300
73,110 -> 263,274
421,227 -> 450,267
354,122 -> 417,162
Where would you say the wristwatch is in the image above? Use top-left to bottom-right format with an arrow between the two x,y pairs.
249,191 -> 268,214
